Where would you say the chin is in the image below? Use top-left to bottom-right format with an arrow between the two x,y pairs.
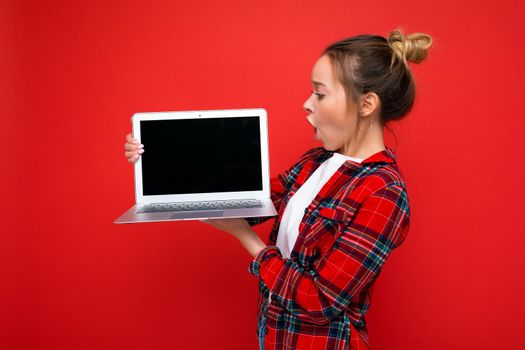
322,144 -> 338,151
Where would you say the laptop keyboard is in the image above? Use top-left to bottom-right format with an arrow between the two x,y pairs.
136,199 -> 263,214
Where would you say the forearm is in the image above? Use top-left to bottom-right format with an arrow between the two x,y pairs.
235,228 -> 267,257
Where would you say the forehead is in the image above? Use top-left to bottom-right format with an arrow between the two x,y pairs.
312,55 -> 335,87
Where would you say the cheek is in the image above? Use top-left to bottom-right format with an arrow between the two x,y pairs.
317,95 -> 343,118
316,104 -> 345,131
314,104 -> 335,127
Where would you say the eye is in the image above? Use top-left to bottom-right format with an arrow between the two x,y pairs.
310,90 -> 325,100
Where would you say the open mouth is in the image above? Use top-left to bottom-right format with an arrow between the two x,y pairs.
306,114 -> 317,134
306,115 -> 319,138
306,115 -> 316,127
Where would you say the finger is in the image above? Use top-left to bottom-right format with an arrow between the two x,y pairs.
126,133 -> 140,145
126,153 -> 140,163
125,151 -> 143,160
125,143 -> 144,151
125,143 -> 138,151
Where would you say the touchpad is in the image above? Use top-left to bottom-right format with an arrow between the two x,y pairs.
170,211 -> 224,219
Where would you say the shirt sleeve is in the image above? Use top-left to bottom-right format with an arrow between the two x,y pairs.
245,147 -> 323,227
248,183 -> 410,325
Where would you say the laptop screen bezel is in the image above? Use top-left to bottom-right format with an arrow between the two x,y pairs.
131,108 -> 271,204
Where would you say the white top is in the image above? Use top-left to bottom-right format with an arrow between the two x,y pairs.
275,152 -> 364,259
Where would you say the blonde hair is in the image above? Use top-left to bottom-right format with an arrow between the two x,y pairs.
388,29 -> 433,70
321,28 -> 433,152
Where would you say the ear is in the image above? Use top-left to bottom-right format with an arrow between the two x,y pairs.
358,92 -> 380,117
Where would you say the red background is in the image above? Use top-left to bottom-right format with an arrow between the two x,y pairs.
2,0 -> 524,349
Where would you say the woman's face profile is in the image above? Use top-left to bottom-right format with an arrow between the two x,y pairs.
303,54 -> 357,152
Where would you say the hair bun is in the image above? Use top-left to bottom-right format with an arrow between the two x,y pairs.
388,29 -> 432,68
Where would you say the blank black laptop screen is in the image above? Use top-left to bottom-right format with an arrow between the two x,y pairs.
140,116 -> 263,196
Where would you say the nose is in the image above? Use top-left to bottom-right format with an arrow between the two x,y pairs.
303,94 -> 314,115
303,96 -> 316,127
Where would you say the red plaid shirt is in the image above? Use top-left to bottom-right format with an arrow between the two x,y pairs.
246,146 -> 411,349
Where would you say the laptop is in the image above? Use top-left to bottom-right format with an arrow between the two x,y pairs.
113,107 -> 278,224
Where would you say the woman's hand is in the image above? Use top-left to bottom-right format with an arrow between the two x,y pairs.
124,132 -> 144,163
199,217 -> 252,238
200,218 -> 267,257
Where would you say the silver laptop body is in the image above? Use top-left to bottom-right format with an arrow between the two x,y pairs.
114,107 -> 278,224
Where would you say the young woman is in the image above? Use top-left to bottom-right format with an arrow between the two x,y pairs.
124,29 -> 432,349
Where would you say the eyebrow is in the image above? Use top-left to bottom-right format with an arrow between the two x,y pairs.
311,80 -> 327,87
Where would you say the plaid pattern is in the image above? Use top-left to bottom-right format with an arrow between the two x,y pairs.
246,146 -> 411,349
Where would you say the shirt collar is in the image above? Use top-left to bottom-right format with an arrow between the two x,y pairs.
322,146 -> 397,165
